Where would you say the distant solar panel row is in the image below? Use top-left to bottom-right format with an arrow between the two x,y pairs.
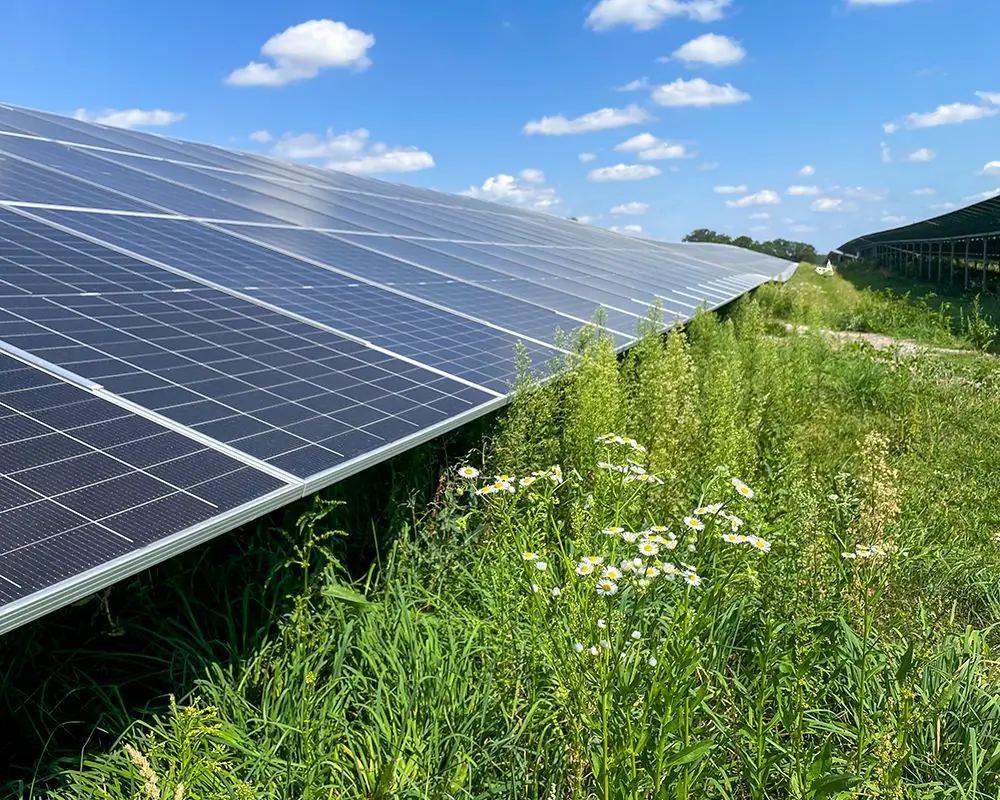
0,102 -> 795,633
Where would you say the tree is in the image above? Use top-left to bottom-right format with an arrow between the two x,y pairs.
683,229 -> 820,265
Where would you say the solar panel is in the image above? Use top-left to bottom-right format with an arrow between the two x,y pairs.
0,101 -> 795,633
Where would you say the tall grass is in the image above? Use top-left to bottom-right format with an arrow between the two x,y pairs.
10,288 -> 1000,799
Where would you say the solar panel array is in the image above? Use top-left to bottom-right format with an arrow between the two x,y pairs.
0,102 -> 795,633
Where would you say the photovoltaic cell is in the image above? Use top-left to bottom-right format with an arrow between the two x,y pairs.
0,351 -> 287,606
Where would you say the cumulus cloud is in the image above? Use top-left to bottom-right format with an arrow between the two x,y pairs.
905,148 -> 935,162
713,185 -> 747,194
881,142 -> 892,163
930,202 -> 956,210
249,129 -> 273,143
748,212 -> 770,220
699,161 -> 721,170
798,164 -> 815,176
611,224 -> 644,235
981,161 -> 1000,176
726,190 -> 780,207
614,132 -> 691,160
672,34 -> 745,66
72,108 -> 185,129
523,104 -> 651,135
811,198 -> 847,212
881,215 -> 907,223
463,172 -> 562,210
588,164 -> 662,181
848,0 -> 916,6
911,187 -> 936,196
579,152 -> 597,163
904,102 -> 997,129
651,78 -> 750,107
270,127 -> 434,174
786,185 -> 820,196
963,188 -> 1000,203
882,122 -> 898,135
617,77 -> 650,92
611,201 -> 649,215
586,0 -> 730,31
226,19 -> 375,86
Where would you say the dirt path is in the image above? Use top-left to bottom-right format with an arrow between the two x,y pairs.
782,324 -> 974,357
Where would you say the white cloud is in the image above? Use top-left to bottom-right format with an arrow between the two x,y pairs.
611,224 -> 644,235
848,0 -> 915,6
573,215 -> 594,225
786,185 -> 820,196
882,122 -> 898,135
270,127 -> 433,174
588,163 -> 662,182
904,102 -> 997,129
614,132 -> 690,160
586,0 -> 730,31
881,215 -> 907,223
981,161 -> 1000,176
249,129 -> 273,143
963,188 -> 1000,203
726,190 -> 780,207
651,78 -> 750,107
463,172 -> 562,210
713,184 -> 747,194
699,161 -> 720,170
72,108 -> 185,129
880,142 -> 892,163
673,34 -> 745,66
523,104 -> 651,135
911,187 -> 935,196
930,202 -> 956,210
811,198 -> 846,212
519,168 -> 546,184
611,201 -> 649,215
905,148 -> 935,162
798,164 -> 815,176
839,186 -> 887,202
226,19 -> 375,87
578,152 -> 597,163
975,91 -> 1000,105
789,224 -> 816,234
328,147 -> 435,174
748,212 -> 770,219
617,77 -> 650,91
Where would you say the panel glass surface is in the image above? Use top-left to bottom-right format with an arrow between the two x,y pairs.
0,352 -> 286,605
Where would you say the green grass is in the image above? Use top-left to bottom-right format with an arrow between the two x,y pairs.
6,274 -> 1000,799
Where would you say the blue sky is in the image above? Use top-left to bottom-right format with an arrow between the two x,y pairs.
2,0 -> 999,252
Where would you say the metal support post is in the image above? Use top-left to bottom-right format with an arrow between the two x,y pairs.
983,239 -> 988,293
949,240 -> 955,285
937,242 -> 943,283
965,239 -> 970,290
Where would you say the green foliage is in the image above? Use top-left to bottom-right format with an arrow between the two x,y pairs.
683,227 -> 820,264
15,288 -> 1000,800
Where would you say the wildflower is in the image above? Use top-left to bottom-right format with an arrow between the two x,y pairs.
683,516 -> 705,532
687,543 -> 697,552
647,525 -> 670,535
597,618 -> 607,629
458,466 -> 479,479
628,463 -> 647,474
706,503 -> 724,515
532,584 -> 540,592
575,563 -> 594,576
600,639 -> 611,649
648,656 -> 658,667
638,578 -> 650,588
747,535 -> 772,554
732,478 -> 755,499
682,571 -> 703,587
535,561 -> 548,571
584,555 -> 605,565
681,562 -> 697,572
475,485 -> 497,496
574,642 -> 584,653
495,474 -> 515,483
522,552 -> 538,561
828,493 -> 840,501
552,586 -> 562,597
638,540 -> 660,557
622,531 -> 640,543
722,532 -> 745,544
619,559 -> 635,573
631,557 -> 644,569
549,465 -> 563,483
842,551 -> 857,560
727,515 -> 744,531
519,476 -> 537,487
662,562 -> 679,578
596,579 -> 619,597
693,506 -> 711,516
584,493 -> 594,509
603,526 -> 625,537
602,566 -> 622,581
589,645 -> 600,656
664,538 -> 678,550
644,566 -> 660,578
631,630 -> 642,640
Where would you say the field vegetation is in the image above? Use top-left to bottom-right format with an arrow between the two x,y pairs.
5,263 -> 1000,799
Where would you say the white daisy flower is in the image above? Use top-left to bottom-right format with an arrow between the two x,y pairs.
597,618 -> 607,629
619,559 -> 635,573
596,579 -> 619,597
589,645 -> 600,656
603,526 -> 625,537
638,578 -> 650,588
475,485 -> 497,496
662,563 -> 679,577
584,555 -> 605,565
519,476 -> 537,487
648,656 -> 657,667
552,586 -> 562,597
575,563 -> 595,576
732,478 -> 755,499
495,474 -> 515,484
631,557 -> 644,569
842,551 -> 857,560
458,466 -> 479,479
693,506 -> 711,516
647,525 -> 670,535
722,532 -> 744,544
631,630 -> 642,640
747,536 -> 771,554
535,560 -> 548,571
602,566 -> 622,581
728,516 -> 744,531
622,531 -> 640,543
522,552 -> 539,561
683,516 -> 705,532
644,566 -> 660,578
574,641 -> 584,653
682,571 -> 703,587
638,540 -> 660,557
599,639 -> 611,649
687,543 -> 697,553
706,503 -> 724,515
664,539 -> 678,550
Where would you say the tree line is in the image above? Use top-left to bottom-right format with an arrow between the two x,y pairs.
682,228 -> 821,264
